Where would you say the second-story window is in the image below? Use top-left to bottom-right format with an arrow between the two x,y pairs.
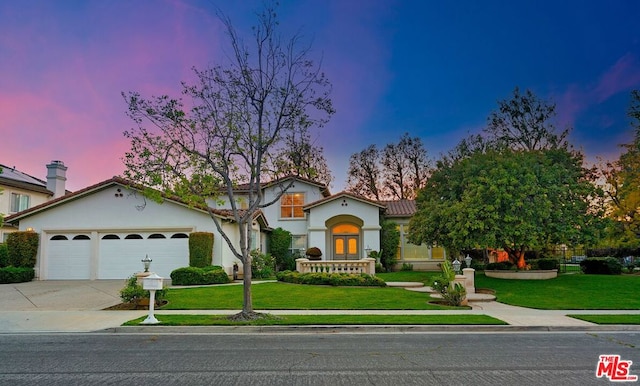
280,193 -> 305,218
10,193 -> 30,213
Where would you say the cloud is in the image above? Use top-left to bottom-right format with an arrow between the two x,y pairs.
555,53 -> 640,129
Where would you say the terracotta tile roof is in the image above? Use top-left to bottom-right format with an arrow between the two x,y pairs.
379,199 -> 416,217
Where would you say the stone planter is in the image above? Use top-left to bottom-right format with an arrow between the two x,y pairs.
485,269 -> 558,280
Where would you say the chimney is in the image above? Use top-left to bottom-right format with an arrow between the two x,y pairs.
46,160 -> 67,198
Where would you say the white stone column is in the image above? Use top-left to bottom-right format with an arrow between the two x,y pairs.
462,268 -> 476,294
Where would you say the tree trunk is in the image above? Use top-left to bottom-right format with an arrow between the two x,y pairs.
504,246 -> 527,269
242,257 -> 253,314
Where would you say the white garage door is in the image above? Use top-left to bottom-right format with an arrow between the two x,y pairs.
98,232 -> 189,279
47,234 -> 92,280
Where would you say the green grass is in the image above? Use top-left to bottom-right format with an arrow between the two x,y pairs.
475,272 -> 640,309
124,314 -> 506,326
376,271 -> 440,283
161,282 -> 456,310
567,314 -> 640,324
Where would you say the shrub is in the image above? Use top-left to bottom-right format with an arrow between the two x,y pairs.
533,258 -> 559,270
276,271 -> 386,287
189,232 -> 213,268
119,276 -> 167,306
269,228 -> 293,271
251,250 -> 275,279
375,263 -> 386,273
431,259 -> 466,306
380,220 -> 400,272
0,243 -> 8,268
485,261 -> 515,270
580,258 -> 623,275
400,263 -> 414,271
170,266 -> 231,285
6,231 -> 39,268
0,267 -> 35,283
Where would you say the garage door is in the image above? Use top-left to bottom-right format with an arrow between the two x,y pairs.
47,234 -> 92,279
98,232 -> 189,279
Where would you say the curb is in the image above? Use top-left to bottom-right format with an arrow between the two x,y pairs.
101,324 -> 640,334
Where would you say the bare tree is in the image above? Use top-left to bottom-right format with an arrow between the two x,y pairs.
346,145 -> 382,200
347,134 -> 431,200
268,128 -> 334,187
122,4 -> 333,319
486,87 -> 570,151
381,133 -> 431,199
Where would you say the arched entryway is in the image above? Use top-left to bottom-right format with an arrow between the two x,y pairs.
332,223 -> 359,260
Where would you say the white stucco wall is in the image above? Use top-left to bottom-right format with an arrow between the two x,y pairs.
16,183 -> 255,277
307,196 -> 381,259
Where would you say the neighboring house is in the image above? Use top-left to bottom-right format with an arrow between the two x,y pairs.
0,161 -> 68,242
5,177 -> 268,280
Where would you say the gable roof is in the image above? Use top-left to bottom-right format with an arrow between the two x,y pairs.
0,163 -> 52,195
380,199 -> 416,218
4,176 -> 269,228
234,174 -> 331,198
304,191 -> 387,211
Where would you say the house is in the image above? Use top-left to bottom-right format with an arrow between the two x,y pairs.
213,176 -> 385,261
0,161 -> 68,242
5,166 -> 445,280
4,176 -> 268,280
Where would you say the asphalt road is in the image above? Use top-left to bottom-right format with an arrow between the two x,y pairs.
0,332 -> 638,385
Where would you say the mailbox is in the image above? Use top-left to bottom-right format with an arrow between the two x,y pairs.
142,273 -> 163,290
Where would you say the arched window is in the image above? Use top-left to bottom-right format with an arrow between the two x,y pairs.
148,233 -> 166,239
102,234 -> 120,240
50,235 -> 68,241
125,234 -> 143,239
332,224 -> 359,234
171,233 -> 189,239
73,235 -> 90,240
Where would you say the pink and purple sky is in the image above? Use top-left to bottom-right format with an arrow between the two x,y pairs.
2,0 -> 640,192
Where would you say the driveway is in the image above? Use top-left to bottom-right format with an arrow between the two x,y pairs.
0,280 -> 125,311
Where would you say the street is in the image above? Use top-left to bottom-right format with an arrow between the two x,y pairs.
0,331 -> 638,385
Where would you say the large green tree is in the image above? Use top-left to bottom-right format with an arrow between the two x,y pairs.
408,148 -> 603,268
122,5 -> 333,319
600,90 -> 640,246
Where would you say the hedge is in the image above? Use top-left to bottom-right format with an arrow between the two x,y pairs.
485,261 -> 515,270
0,267 -> 35,283
276,271 -> 386,287
189,232 -> 213,268
6,231 -> 39,268
580,258 -> 623,275
170,266 -> 230,285
0,243 -> 8,268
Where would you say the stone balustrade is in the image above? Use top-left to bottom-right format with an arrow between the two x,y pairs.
295,258 -> 377,275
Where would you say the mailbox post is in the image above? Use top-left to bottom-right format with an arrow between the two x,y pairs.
141,273 -> 163,325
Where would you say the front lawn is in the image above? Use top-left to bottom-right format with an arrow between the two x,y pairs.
567,314 -> 640,324
475,272 -> 640,309
161,282 -> 455,310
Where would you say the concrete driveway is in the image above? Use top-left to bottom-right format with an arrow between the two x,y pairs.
0,280 -> 146,333
0,280 -> 125,311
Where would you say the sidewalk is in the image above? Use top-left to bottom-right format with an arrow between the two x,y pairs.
0,280 -> 639,333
